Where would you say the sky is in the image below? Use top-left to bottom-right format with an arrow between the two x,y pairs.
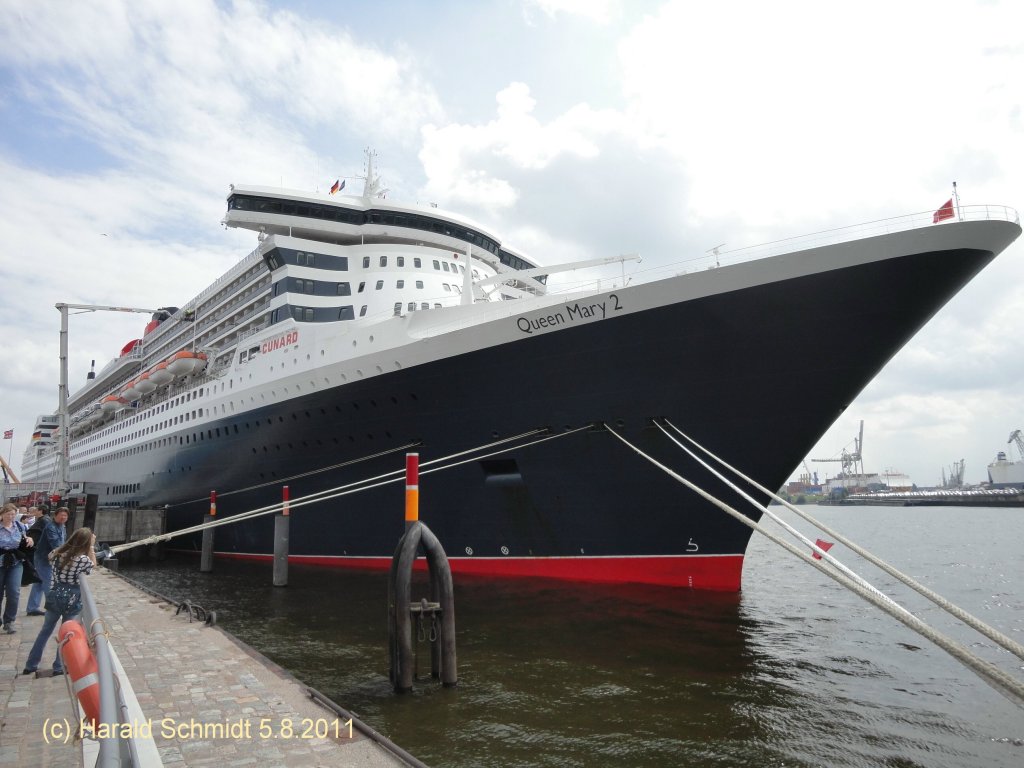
0,0 -> 1022,486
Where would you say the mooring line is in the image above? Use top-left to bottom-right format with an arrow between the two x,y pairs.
167,440 -> 423,508
604,423 -> 1024,709
127,428 -> 549,547
663,418 -> 1024,664
109,426 -> 583,555
651,421 -> 908,617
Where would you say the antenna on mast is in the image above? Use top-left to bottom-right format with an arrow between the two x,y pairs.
707,243 -> 726,268
362,148 -> 390,199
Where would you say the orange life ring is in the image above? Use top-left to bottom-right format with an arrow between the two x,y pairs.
58,620 -> 100,728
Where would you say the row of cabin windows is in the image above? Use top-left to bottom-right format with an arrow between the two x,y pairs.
272,277 -> 352,297
263,248 -> 349,272
395,302 -> 443,314
270,305 -> 362,324
77,387 -> 208,448
362,254 -> 470,277
274,277 -> 460,298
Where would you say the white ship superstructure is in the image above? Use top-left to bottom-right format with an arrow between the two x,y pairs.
987,429 -> 1024,488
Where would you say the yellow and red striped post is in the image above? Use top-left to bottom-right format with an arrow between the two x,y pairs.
405,452 -> 419,530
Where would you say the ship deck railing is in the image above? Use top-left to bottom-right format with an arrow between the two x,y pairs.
560,203 -> 1022,293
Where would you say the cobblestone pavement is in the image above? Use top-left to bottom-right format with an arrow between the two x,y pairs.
1,571 -> 415,767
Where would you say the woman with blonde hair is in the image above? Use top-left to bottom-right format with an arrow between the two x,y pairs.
1,502 -> 33,634
22,527 -> 96,676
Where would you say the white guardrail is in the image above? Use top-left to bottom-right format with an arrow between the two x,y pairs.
548,203 -> 1021,295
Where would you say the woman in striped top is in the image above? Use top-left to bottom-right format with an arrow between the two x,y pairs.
22,527 -> 96,676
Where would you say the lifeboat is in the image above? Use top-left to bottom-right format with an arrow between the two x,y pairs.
80,406 -> 103,425
148,362 -> 174,387
135,371 -> 157,395
120,379 -> 141,401
166,350 -> 208,378
100,395 -> 127,413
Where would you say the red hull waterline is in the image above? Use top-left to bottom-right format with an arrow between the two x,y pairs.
211,552 -> 747,591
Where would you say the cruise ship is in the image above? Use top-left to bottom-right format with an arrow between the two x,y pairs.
18,158 -> 1022,590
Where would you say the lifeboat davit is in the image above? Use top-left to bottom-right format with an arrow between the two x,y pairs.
148,362 -> 174,386
100,395 -> 127,413
120,379 -> 141,401
166,350 -> 208,378
135,371 -> 157,395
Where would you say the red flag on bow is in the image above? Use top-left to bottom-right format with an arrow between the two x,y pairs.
932,198 -> 954,223
812,538 -> 834,560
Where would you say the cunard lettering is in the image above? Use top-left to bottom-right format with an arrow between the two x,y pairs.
261,331 -> 299,353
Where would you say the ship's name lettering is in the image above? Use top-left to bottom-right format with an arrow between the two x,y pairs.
516,296 -> 621,335
261,331 -> 299,353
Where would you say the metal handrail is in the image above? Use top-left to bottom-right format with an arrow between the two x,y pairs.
79,572 -> 133,765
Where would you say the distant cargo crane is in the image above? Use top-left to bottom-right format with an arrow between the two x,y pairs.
942,459 -> 965,488
813,420 -> 864,478
1008,429 -> 1024,460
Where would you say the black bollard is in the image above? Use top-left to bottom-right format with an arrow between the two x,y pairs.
388,521 -> 457,693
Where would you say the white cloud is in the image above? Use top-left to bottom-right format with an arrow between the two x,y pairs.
617,0 -> 1024,224
419,82 -> 632,212
523,0 -> 621,25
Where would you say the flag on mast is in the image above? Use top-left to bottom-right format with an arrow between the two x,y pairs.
3,429 -> 12,440
329,179 -> 341,195
932,198 -> 955,224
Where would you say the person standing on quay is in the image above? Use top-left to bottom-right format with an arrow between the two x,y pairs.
25,506 -> 67,616
22,528 -> 96,676
0,503 -> 33,633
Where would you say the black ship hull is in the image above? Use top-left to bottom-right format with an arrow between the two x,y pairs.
85,242 -> 1000,590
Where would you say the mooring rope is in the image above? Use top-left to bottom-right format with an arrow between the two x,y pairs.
604,423 -> 1024,709
167,440 -> 424,507
112,428 -> 548,551
108,426 -> 585,555
663,419 -> 1024,664
650,421 -> 911,618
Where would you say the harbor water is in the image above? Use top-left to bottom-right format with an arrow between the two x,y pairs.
117,505 -> 1023,767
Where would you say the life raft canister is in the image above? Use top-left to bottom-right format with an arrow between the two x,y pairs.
58,620 -> 100,728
